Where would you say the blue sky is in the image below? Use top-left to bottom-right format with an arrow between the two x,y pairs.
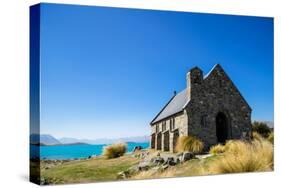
39,3 -> 273,139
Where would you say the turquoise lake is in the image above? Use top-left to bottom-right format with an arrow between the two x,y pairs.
31,142 -> 149,160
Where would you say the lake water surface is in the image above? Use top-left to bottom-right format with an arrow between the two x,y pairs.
31,142 -> 149,160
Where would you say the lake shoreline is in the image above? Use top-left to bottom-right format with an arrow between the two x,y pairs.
31,142 -> 149,160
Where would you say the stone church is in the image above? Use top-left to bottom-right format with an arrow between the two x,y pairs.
150,64 -> 252,152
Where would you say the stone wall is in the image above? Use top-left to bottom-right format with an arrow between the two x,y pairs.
150,64 -> 252,151
185,64 -> 252,148
150,112 -> 188,152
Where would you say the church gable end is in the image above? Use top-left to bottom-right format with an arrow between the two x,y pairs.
186,64 -> 252,148
150,64 -> 252,152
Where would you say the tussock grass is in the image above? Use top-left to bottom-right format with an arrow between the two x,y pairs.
267,132 -> 274,144
209,139 -> 273,174
103,143 -> 127,159
253,131 -> 264,142
132,137 -> 273,180
175,136 -> 204,153
209,144 -> 225,155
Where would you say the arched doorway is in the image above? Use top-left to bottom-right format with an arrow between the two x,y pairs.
216,112 -> 229,144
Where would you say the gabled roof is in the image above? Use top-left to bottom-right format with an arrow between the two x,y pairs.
150,64 -> 252,125
150,88 -> 190,125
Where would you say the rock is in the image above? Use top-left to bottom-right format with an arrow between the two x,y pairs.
133,146 -> 143,152
164,157 -> 176,166
138,161 -> 151,171
180,152 -> 194,162
195,154 -> 213,159
151,166 -> 161,171
150,156 -> 164,165
162,164 -> 169,170
127,165 -> 139,174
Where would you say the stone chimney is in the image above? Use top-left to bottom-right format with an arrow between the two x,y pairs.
186,66 -> 203,100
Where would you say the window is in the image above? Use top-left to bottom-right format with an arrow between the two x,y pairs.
201,115 -> 207,127
162,121 -> 166,131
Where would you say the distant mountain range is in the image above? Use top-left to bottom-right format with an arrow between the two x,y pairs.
30,134 -> 61,145
59,135 -> 150,145
30,134 -> 150,146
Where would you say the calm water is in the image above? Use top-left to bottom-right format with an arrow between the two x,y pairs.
30,142 -> 149,160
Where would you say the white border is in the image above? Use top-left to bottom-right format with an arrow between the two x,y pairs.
0,0 -> 280,188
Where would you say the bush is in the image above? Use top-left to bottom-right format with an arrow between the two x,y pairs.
175,136 -> 204,154
103,143 -> 127,159
267,132 -> 274,144
209,144 -> 225,155
209,139 -> 273,174
252,121 -> 271,137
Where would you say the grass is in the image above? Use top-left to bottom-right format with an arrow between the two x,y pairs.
131,155 -> 218,179
209,144 -> 225,155
175,136 -> 204,153
132,139 -> 273,179
41,155 -> 140,184
40,136 -> 273,184
208,139 -> 273,174
268,132 -> 274,144
252,131 -> 264,142
103,143 -> 127,159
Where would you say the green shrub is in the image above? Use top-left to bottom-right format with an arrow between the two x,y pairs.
103,143 -> 127,159
209,144 -> 225,155
175,136 -> 204,154
252,121 -> 271,137
209,139 -> 273,174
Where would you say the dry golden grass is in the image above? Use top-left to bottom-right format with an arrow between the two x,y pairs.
131,157 -> 211,180
132,136 -> 273,180
267,132 -> 274,144
253,131 -> 264,142
175,136 -> 204,153
103,143 -> 127,159
208,139 -> 273,174
209,144 -> 225,155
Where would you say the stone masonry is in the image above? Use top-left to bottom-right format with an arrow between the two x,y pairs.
150,64 -> 252,152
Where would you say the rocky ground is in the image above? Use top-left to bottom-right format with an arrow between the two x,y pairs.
117,150 -> 213,179
37,149 -> 214,185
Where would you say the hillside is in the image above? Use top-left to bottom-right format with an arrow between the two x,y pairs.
30,134 -> 61,145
